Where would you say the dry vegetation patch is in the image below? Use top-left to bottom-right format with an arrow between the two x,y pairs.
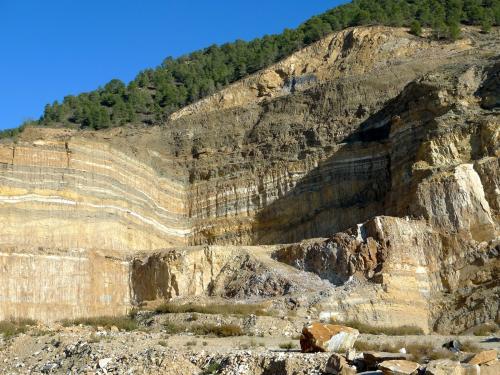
355,339 -> 482,363
60,316 -> 138,331
0,318 -> 37,338
155,302 -> 273,316
332,319 -> 424,335
279,341 -> 296,350
163,321 -> 244,337
471,323 -> 498,336
460,340 -> 482,353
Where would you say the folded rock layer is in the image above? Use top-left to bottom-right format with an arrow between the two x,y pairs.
0,26 -> 498,331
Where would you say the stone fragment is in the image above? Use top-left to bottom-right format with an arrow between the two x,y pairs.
442,340 -> 462,353
325,353 -> 356,375
425,359 -> 464,375
467,350 -> 497,365
379,360 -> 419,375
98,358 -> 112,369
346,348 -> 357,361
41,362 -> 59,372
364,352 -> 410,367
300,323 -> 359,353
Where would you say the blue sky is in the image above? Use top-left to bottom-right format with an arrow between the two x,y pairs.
0,0 -> 347,130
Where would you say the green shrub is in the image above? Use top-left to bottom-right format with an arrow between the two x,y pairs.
481,17 -> 492,33
202,362 -> 222,375
447,21 -> 461,41
22,0 -> 500,132
410,20 -> 422,36
279,342 -> 296,350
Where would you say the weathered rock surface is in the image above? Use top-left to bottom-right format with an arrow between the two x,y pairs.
379,360 -> 419,375
0,26 -> 497,330
300,323 -> 359,353
424,359 -> 484,375
325,353 -> 357,375
170,26 -> 473,120
364,352 -> 411,367
480,360 -> 500,375
425,359 -> 463,375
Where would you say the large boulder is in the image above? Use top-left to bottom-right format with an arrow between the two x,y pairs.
379,360 -> 419,375
300,323 -> 359,353
425,359 -> 461,375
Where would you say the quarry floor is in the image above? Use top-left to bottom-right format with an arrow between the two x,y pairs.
0,313 -> 498,374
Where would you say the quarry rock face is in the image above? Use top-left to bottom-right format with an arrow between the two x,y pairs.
0,26 -> 497,334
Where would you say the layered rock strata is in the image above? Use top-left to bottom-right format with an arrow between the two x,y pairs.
0,130 -> 188,250
0,26 -> 497,330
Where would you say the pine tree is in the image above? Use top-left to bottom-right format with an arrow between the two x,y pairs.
410,20 -> 423,36
447,20 -> 461,40
28,0 -> 500,133
481,15 -> 493,33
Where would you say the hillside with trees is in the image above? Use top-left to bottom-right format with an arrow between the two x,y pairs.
3,0 -> 499,136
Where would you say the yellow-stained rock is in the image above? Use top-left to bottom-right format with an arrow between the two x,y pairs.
379,360 -> 419,375
425,360 -> 460,375
300,323 -> 359,353
468,350 -> 497,365
480,360 -> 500,375
325,353 -> 356,375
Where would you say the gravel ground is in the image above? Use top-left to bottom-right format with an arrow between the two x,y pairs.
0,322 -> 498,374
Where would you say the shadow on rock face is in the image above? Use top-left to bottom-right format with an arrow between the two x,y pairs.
477,60 -> 500,110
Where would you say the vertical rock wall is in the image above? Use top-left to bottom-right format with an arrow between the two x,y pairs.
0,250 -> 130,322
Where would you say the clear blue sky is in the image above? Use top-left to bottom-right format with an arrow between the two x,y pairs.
0,0 -> 347,130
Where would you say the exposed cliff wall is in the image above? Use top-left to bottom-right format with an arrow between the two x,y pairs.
0,130 -> 188,251
0,26 -> 497,330
170,27 -> 472,120
0,248 -> 130,322
273,216 -> 499,334
0,27 -> 496,250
